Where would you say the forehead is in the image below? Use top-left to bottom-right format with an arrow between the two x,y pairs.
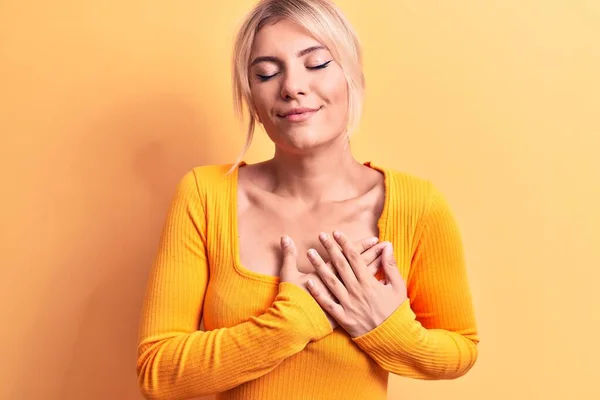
250,19 -> 326,57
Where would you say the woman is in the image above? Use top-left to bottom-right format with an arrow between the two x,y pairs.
136,0 -> 479,399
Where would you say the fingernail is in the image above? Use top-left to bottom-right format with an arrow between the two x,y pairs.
281,236 -> 290,247
333,231 -> 341,239
319,232 -> 328,241
371,237 -> 379,245
308,249 -> 317,258
307,279 -> 315,288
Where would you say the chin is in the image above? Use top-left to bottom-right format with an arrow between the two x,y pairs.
278,130 -> 339,153
281,139 -> 321,153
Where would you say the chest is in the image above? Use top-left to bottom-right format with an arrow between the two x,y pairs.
237,197 -> 382,278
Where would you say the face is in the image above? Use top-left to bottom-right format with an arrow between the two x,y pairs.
248,19 -> 349,153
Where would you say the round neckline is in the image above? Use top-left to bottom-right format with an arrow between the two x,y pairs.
229,161 -> 390,284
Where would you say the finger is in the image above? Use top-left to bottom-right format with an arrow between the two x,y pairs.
328,235 -> 376,254
332,231 -> 369,283
323,238 -> 382,279
352,236 -> 380,255
279,235 -> 299,281
307,247 -> 349,305
366,254 -> 382,276
306,276 -> 339,304
307,279 -> 344,320
319,232 -> 358,289
381,242 -> 402,288
360,242 -> 387,271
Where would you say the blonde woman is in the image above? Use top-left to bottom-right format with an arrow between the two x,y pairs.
136,1 -> 479,399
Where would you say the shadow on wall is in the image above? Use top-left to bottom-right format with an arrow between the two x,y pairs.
10,95 -> 221,400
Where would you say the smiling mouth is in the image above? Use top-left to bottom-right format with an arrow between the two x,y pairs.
277,107 -> 322,122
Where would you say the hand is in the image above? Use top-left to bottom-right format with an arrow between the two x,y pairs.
306,232 -> 408,338
279,235 -> 387,330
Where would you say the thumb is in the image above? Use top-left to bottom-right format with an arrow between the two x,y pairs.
279,235 -> 299,281
382,242 -> 401,287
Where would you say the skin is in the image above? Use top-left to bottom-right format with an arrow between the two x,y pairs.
238,18 -> 408,337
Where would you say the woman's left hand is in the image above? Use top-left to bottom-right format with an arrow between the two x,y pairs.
306,231 -> 408,338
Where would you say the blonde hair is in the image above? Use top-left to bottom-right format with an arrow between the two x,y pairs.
228,0 -> 365,173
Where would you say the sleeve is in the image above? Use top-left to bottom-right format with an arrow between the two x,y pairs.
136,170 -> 333,400
351,182 -> 479,380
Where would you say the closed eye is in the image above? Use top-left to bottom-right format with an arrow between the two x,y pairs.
257,72 -> 279,82
256,60 -> 332,82
308,60 -> 332,70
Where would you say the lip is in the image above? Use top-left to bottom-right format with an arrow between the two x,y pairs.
277,107 -> 321,122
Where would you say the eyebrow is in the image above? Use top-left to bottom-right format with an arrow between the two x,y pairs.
250,45 -> 326,67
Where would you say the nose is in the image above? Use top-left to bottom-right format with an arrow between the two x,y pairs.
280,68 -> 308,100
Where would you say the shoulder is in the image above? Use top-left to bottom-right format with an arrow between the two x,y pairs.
382,167 -> 431,191
170,163 -> 236,205
369,162 -> 449,218
178,163 -> 236,190
370,162 -> 436,196
189,163 -> 234,182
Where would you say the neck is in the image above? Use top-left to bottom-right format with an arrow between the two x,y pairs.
268,137 -> 364,205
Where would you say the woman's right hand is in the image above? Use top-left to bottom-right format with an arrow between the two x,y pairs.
279,235 -> 386,330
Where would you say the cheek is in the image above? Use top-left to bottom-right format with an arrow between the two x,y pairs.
320,73 -> 349,132
321,73 -> 348,108
249,87 -> 264,111
249,87 -> 271,121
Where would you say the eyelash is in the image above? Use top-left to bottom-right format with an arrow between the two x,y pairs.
257,60 -> 332,82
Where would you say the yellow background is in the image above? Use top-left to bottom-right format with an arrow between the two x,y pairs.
2,1 -> 599,399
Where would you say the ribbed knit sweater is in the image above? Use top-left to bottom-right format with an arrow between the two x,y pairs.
136,161 -> 479,400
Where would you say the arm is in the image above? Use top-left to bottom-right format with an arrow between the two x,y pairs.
351,183 -> 479,379
136,170 -> 332,400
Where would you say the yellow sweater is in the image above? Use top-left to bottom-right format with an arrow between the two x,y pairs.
136,162 -> 479,400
